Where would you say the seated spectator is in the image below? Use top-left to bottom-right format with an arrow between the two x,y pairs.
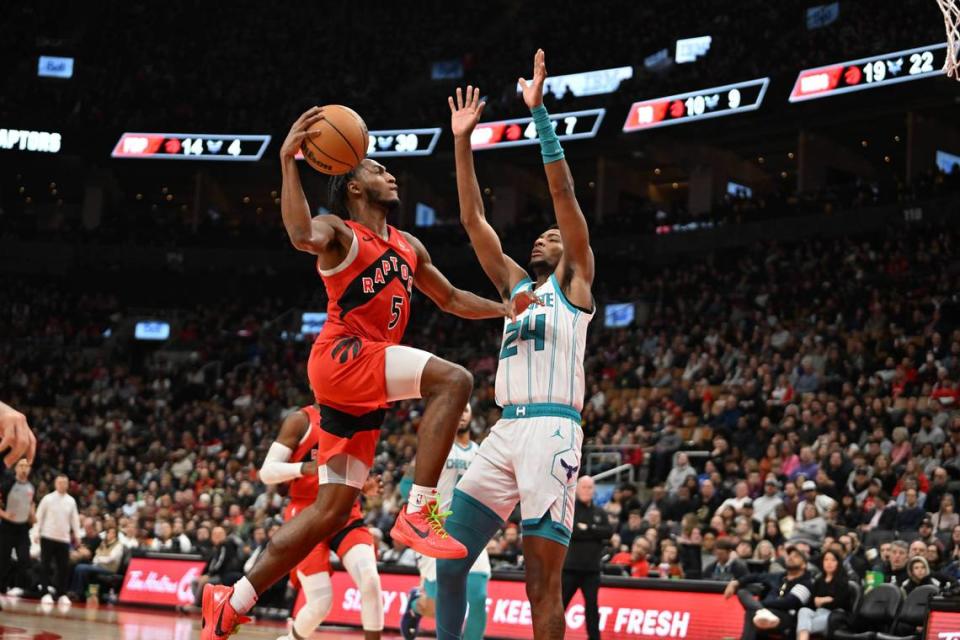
933,494 -> 960,533
796,480 -> 836,520
150,520 -> 187,553
752,540 -> 785,573
171,518 -> 193,553
926,543 -> 943,574
896,488 -> 926,531
703,538 -> 748,581
666,453 -> 697,495
736,540 -> 757,564
619,510 -> 645,548
68,525 -> 124,600
796,548 -> 854,640
793,503 -> 827,546
496,525 -> 522,566
788,447 -> 819,481
901,556 -> 940,594
193,525 -> 213,559
752,477 -> 783,524
187,526 -> 243,609
881,540 -> 911,584
118,519 -> 139,550
70,517 -> 102,565
656,541 -> 684,579
838,532 -> 870,579
610,537 -> 651,578
719,481 -> 752,515
890,427 -> 913,468
895,474 -> 928,509
724,545 -> 813,640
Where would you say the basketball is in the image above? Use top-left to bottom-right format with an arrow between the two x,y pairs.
300,105 -> 369,175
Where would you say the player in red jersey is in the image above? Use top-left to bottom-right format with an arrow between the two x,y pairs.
259,406 -> 384,640
202,107 -> 520,638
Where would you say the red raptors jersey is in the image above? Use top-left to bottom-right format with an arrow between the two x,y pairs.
317,220 -> 418,345
288,405 -> 321,502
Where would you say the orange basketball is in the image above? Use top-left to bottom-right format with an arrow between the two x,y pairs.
300,105 -> 368,175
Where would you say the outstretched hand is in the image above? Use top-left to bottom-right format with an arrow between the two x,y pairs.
280,107 -> 326,159
449,86 -> 486,139
518,49 -> 547,109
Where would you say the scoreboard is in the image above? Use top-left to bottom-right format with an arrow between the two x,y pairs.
470,108 -> 605,150
789,43 -> 946,102
622,78 -> 769,132
112,133 -> 271,161
364,127 -> 441,157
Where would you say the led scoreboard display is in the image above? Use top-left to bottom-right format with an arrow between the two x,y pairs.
363,128 -> 441,157
470,108 -> 605,150
789,44 -> 946,102
623,78 -> 769,132
112,133 -> 271,161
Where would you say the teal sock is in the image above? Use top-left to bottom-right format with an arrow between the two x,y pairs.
436,490 -> 503,640
464,573 -> 489,640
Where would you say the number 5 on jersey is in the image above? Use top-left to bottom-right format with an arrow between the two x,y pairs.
499,313 -> 546,359
388,295 -> 404,330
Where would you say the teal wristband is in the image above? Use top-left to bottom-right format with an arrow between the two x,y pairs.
531,104 -> 564,164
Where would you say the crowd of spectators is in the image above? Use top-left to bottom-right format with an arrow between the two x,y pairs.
1,211 -> 959,633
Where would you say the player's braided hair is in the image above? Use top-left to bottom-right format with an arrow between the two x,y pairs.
327,168 -> 359,216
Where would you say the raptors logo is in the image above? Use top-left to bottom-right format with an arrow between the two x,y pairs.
331,337 -> 362,363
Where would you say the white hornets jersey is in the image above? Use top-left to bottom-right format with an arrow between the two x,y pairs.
495,274 -> 594,410
437,439 -> 479,511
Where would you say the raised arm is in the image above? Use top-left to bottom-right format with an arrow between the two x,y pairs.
279,107 -> 341,255
404,232 -> 508,320
519,50 -> 595,294
449,86 -> 530,299
259,410 -> 315,485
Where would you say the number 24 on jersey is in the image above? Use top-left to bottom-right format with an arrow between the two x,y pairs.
499,313 -> 546,359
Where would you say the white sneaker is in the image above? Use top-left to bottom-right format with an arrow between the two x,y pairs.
6,587 -> 24,597
57,595 -> 71,607
41,594 -> 55,605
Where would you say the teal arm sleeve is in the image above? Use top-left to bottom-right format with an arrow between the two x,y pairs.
531,104 -> 564,164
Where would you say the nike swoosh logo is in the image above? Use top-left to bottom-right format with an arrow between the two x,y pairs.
408,521 -> 431,539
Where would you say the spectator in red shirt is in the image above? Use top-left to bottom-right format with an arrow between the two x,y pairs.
611,537 -> 652,578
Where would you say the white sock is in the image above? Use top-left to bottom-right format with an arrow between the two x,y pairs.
228,577 -> 258,614
406,484 -> 439,514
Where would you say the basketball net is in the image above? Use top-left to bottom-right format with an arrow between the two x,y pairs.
937,0 -> 960,78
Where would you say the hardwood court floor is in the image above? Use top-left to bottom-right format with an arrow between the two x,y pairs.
0,596 -> 400,640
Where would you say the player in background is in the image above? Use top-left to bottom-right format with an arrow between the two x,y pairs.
201,108 -> 523,639
258,406 -> 384,640
400,404 -> 490,640
436,50 -> 595,640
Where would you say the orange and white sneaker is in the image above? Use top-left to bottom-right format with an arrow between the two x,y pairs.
390,499 -> 467,559
201,584 -> 251,639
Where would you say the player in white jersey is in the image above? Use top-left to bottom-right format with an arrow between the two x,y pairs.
399,404 -> 491,640
436,49 -> 595,640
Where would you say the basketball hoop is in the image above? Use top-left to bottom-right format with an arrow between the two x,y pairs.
937,0 -> 960,78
